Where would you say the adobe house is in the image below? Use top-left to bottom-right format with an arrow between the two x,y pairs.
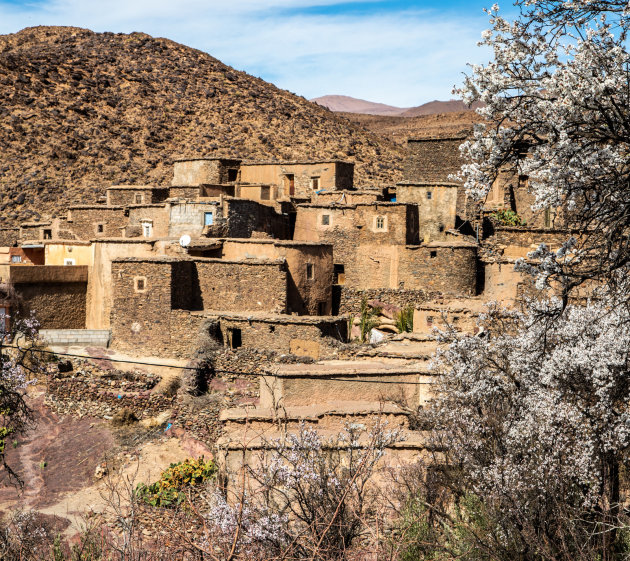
239,160 -> 354,198
314,189 -> 384,205
172,157 -> 243,187
105,185 -> 170,206
66,206 -> 127,239
188,238 -> 333,315
396,182 -> 458,241
0,263 -> 88,329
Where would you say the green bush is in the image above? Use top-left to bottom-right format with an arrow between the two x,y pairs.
491,208 -> 525,226
136,457 -> 217,507
395,306 -> 414,333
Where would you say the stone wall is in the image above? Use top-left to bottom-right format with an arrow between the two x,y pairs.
169,186 -> 201,199
67,206 -> 127,239
335,287 -> 429,315
16,281 -> 87,328
0,228 -> 19,246
106,187 -> 169,206
126,205 -> 169,237
172,158 -> 242,186
405,137 -> 466,183
223,198 -> 290,239
315,191 -> 382,205
485,226 -> 575,260
399,244 -> 478,295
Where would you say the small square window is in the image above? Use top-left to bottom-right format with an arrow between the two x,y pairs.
260,186 -> 271,200
430,251 -> 437,258
134,276 -> 147,292
43,229 -> 52,239
321,215 -> 330,226
97,224 -> 104,233
311,177 -> 320,190
306,263 -> 314,280
426,191 -> 432,200
64,258 -> 75,266
376,216 -> 385,230
11,255 -> 22,264
135,194 -> 143,204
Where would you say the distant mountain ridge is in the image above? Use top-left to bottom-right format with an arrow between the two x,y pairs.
312,95 -> 482,117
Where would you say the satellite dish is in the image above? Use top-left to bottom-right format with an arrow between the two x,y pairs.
179,234 -> 191,248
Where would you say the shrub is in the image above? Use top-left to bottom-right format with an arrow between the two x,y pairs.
136,457 -> 217,508
395,306 -> 414,333
491,208 -> 525,226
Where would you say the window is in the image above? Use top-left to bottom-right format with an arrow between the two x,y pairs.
427,315 -> 434,326
260,186 -> 271,200
43,229 -> 52,239
430,251 -> 437,258
426,191 -> 432,200
227,168 -> 238,182
204,212 -> 214,226
134,276 -> 147,292
306,263 -> 314,280
135,193 -> 143,204
64,258 -> 75,266
544,207 -> 551,228
376,216 -> 385,230
141,221 -> 153,237
333,264 -> 345,285
96,224 -> 104,234
311,177 -> 320,190
228,328 -> 242,349
11,255 -> 22,263
321,214 -> 330,226
438,224 -> 445,233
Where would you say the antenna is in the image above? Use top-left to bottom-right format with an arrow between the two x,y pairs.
179,234 -> 191,248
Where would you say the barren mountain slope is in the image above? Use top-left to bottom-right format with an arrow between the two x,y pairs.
341,111 -> 483,145
0,26 -> 405,225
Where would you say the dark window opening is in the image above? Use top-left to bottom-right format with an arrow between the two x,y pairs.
286,174 -> 295,196
261,186 -> 271,200
427,315 -> 434,326
227,168 -> 238,182
97,224 -> 104,233
438,224 -> 445,233
311,177 -> 320,190
333,264 -> 345,285
321,214 -> 330,226
318,301 -> 327,315
306,263 -> 314,280
269,325 -> 275,333
228,328 -> 242,349
43,229 -> 52,239
426,191 -> 432,200
136,278 -> 145,291
430,251 -> 437,258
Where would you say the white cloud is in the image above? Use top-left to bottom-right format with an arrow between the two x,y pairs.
0,0 -> 490,107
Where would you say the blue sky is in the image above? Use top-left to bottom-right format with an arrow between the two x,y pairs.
0,0 -> 508,107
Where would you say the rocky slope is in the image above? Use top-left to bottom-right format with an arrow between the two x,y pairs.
0,26 -> 405,225
311,95 -> 409,116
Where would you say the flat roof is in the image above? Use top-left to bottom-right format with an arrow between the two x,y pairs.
173,157 -> 242,163
407,136 -> 467,142
297,202 -> 410,209
107,185 -> 162,190
69,205 -> 125,210
112,256 -> 285,266
241,159 -> 352,166
20,222 -> 52,227
397,181 -> 460,187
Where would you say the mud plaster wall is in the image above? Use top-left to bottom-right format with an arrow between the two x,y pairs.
169,202 -> 220,238
413,306 -> 479,336
67,207 -> 127,239
126,205 -> 169,237
16,282 -> 86,328
315,191 -> 382,205
396,184 -> 458,241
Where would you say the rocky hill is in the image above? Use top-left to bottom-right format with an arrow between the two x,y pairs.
0,26 -> 405,226
311,95 -> 409,116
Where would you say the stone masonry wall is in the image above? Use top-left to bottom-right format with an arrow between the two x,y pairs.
126,205 -> 169,237
405,138 -> 466,183
336,287 -> 429,315
106,188 -> 169,206
67,207 -> 127,240
0,228 -> 19,246
224,198 -> 289,239
17,282 -> 87,328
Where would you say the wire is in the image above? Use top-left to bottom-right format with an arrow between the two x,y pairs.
22,347 -> 433,385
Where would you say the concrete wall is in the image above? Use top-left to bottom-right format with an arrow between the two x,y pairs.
396,183 -> 458,241
172,159 -> 242,186
240,161 -> 354,198
67,206 -> 127,239
169,202 -> 221,238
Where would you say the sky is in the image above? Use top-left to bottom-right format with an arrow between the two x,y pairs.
0,0 -> 508,108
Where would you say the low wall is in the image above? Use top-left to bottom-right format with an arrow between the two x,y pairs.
335,287 -> 429,315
